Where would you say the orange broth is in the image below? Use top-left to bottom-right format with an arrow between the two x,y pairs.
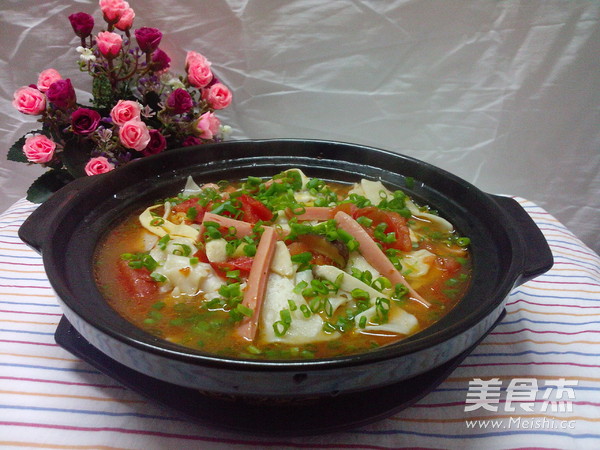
94,172 -> 471,360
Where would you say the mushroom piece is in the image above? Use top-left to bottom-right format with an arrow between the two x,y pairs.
297,234 -> 349,268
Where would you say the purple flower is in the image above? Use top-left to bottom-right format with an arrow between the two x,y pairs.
151,48 -> 171,72
182,136 -> 202,147
166,88 -> 193,114
68,12 -> 95,39
134,27 -> 162,53
71,108 -> 101,135
142,129 -> 167,156
46,79 -> 76,110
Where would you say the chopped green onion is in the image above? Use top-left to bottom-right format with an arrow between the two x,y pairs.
226,270 -> 241,279
186,206 -> 198,221
351,288 -> 370,300
157,234 -> 171,250
358,315 -> 367,328
246,344 -> 262,355
456,237 -> 471,247
150,217 -> 165,226
273,321 -> 290,337
280,308 -> 292,324
150,272 -> 167,282
372,276 -> 392,291
300,304 -> 311,318
290,204 -> 306,215
293,280 -> 308,294
393,283 -> 409,300
322,322 -> 337,333
243,243 -> 257,257
291,252 -> 312,264
172,243 -> 192,257
236,303 -> 254,318
356,216 -> 373,227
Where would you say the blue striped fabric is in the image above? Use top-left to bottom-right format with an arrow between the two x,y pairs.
1,197 -> 599,449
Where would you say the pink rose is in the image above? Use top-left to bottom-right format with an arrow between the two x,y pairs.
97,31 -> 122,58
37,69 -> 62,93
23,135 -> 56,164
185,51 -> 208,68
85,156 -> 115,176
99,0 -> 127,23
186,52 -> 212,88
115,4 -> 135,31
194,112 -> 220,140
12,86 -> 46,115
119,118 -> 151,151
110,100 -> 141,126
204,83 -> 232,110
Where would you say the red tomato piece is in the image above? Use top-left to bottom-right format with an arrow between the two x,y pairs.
287,240 -> 336,267
239,194 -> 273,223
193,248 -> 210,263
353,207 -> 412,252
116,259 -> 157,300
383,210 -> 412,252
434,256 -> 462,276
333,202 -> 359,217
172,198 -> 206,223
211,256 -> 255,278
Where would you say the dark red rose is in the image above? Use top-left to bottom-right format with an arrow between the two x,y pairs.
68,12 -> 95,39
142,129 -> 167,156
134,27 -> 162,53
151,48 -> 171,72
46,79 -> 76,110
166,88 -> 193,115
182,136 -> 202,147
71,108 -> 101,135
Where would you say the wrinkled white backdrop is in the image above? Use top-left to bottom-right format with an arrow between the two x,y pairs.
1,0 -> 598,252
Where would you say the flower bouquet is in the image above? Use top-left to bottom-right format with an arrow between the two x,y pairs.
8,0 -> 232,202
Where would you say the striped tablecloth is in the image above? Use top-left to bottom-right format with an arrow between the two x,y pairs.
1,197 -> 598,449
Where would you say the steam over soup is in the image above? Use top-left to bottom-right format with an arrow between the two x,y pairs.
95,169 -> 471,359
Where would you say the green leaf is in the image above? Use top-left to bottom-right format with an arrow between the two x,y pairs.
7,136 -> 29,163
26,169 -> 74,203
62,138 -> 93,178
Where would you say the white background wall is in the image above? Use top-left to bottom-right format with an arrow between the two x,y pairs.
1,0 -> 598,252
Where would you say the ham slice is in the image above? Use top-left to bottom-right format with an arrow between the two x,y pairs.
334,211 -> 430,308
236,226 -> 278,341
290,206 -> 335,222
201,212 -> 254,238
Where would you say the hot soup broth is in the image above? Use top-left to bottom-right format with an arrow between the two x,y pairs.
95,170 -> 471,359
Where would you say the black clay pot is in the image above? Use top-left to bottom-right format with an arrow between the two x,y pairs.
19,139 -> 552,398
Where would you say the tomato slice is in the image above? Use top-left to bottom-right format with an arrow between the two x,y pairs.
239,194 -> 273,223
333,202 -> 358,217
117,259 -> 157,300
211,256 -> 255,278
287,240 -> 336,267
172,198 -> 206,223
353,207 -> 412,252
382,210 -> 412,252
